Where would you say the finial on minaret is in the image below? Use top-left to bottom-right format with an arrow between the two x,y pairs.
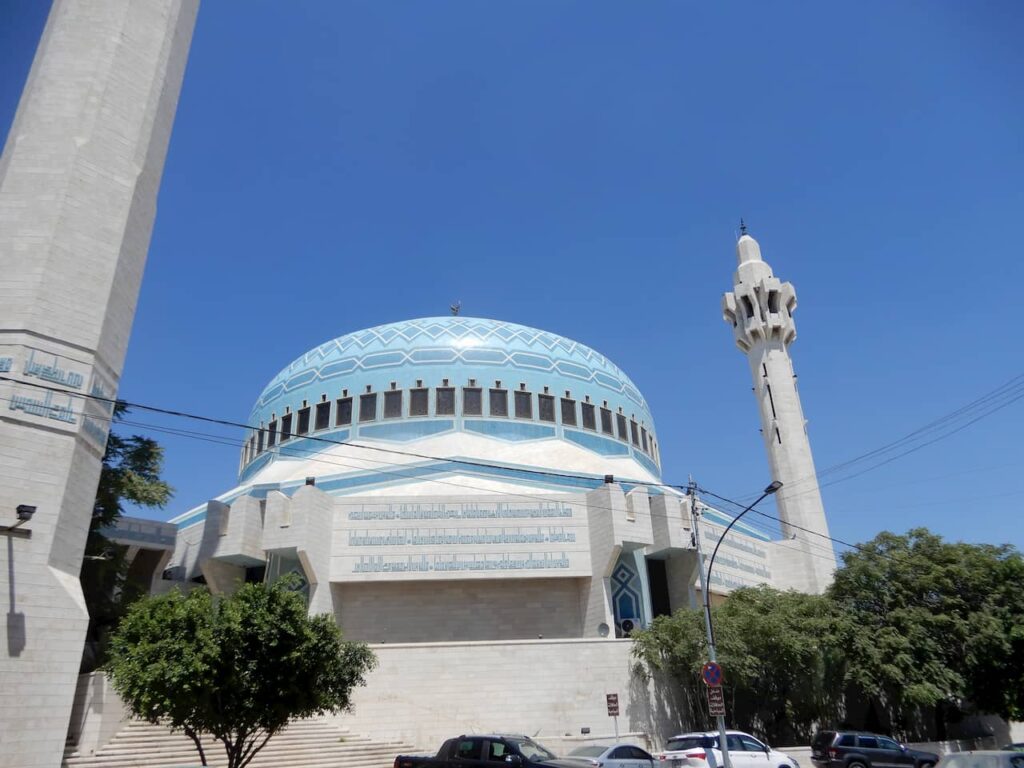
449,300 -> 462,316
739,218 -> 748,236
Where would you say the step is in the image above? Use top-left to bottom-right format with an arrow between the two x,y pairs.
63,718 -> 416,768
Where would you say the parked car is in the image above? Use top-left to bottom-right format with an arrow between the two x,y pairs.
565,744 -> 655,768
936,752 -> 1024,768
657,730 -> 799,768
395,734 -> 573,768
810,731 -> 939,768
1001,747 -> 1024,754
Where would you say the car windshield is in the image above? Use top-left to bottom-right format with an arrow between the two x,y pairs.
510,738 -> 558,762
667,737 -> 715,752
569,748 -> 607,758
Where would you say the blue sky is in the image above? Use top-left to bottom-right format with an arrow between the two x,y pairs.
3,1 -> 1022,557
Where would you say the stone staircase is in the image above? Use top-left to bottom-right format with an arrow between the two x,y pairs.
63,717 -> 418,768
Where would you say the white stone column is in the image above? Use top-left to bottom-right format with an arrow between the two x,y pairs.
722,231 -> 837,593
0,2 -> 197,764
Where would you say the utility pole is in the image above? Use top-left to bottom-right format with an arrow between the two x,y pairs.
688,480 -> 733,768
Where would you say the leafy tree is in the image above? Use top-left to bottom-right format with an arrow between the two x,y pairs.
81,402 -> 173,671
632,586 -> 846,745
106,579 -> 377,768
829,528 -> 1024,730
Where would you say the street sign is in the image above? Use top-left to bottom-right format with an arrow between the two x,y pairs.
701,661 -> 723,687
606,693 -> 619,717
706,686 -> 726,717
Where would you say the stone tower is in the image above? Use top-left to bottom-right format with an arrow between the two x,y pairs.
0,2 -> 197,764
721,228 -> 836,593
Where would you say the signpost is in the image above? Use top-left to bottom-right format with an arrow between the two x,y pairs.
706,686 -> 726,717
606,693 -> 619,740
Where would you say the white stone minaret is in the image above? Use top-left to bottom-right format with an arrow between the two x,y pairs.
722,226 -> 836,593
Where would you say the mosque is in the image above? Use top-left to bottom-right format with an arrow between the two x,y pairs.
133,232 -> 837,747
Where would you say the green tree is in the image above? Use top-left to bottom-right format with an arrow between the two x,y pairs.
81,402 -> 173,670
632,586 -> 847,745
829,528 -> 1024,730
106,579 -> 377,768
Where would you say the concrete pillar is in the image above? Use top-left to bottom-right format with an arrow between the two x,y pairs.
722,231 -> 837,593
0,2 -> 197,764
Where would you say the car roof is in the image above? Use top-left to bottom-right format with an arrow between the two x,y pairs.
668,732 -> 753,739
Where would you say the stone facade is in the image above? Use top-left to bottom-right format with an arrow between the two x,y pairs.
0,2 -> 196,764
342,638 -> 688,753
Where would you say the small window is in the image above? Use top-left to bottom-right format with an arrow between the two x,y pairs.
877,738 -> 901,752
581,402 -> 596,430
768,290 -> 780,313
630,419 -> 639,445
256,428 -> 265,454
335,397 -> 353,426
383,390 -> 403,419
296,407 -> 310,435
616,413 -> 628,442
280,413 -> 293,442
560,398 -> 577,426
436,387 -> 455,416
740,737 -> 764,752
359,393 -> 377,422
314,401 -> 331,431
641,427 -> 648,452
410,388 -> 429,417
600,407 -> 613,434
490,388 -> 508,417
610,748 -> 631,760
267,420 -> 277,447
514,390 -> 532,419
741,295 -> 755,318
488,742 -> 508,762
463,387 -> 482,416
538,394 -> 555,422
836,736 -> 856,747
457,740 -> 482,760
858,737 -> 878,749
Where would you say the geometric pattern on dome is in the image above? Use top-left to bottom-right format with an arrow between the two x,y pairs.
254,317 -> 650,415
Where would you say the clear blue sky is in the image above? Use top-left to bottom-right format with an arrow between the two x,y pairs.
3,1 -> 1022,556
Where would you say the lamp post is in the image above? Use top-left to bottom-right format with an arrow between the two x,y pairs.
688,480 -> 782,768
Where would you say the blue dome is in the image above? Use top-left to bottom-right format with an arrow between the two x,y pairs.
242,317 -> 661,481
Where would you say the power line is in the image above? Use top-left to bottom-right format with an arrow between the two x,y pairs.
697,486 -> 906,564
728,372 -> 1024,505
0,375 -> 684,494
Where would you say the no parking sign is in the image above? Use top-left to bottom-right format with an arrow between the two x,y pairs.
701,661 -> 723,687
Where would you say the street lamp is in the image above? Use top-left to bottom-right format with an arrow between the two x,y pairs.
689,480 -> 782,768
703,480 -> 782,645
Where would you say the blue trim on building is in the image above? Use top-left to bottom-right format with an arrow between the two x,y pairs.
357,420 -> 453,441
563,429 -> 631,457
463,420 -> 557,442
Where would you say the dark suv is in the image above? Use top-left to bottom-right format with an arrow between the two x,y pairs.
811,731 -> 939,768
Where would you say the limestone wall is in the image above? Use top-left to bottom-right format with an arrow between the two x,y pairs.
342,638 -> 689,754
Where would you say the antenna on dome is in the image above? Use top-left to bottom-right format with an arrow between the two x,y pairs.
449,300 -> 461,316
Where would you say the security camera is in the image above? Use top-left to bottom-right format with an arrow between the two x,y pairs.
15,505 -> 36,522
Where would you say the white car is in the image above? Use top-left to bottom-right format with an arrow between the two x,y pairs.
658,731 -> 799,768
565,744 -> 656,768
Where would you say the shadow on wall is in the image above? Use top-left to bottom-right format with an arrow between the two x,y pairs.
627,659 -> 694,749
7,537 -> 26,657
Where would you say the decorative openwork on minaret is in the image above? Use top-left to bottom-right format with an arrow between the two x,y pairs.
722,228 -> 837,593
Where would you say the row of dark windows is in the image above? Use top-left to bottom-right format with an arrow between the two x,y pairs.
242,381 -> 658,468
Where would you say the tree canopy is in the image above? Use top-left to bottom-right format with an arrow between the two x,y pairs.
81,402 -> 173,671
106,579 -> 377,768
830,528 -> 1024,724
632,528 -> 1024,744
